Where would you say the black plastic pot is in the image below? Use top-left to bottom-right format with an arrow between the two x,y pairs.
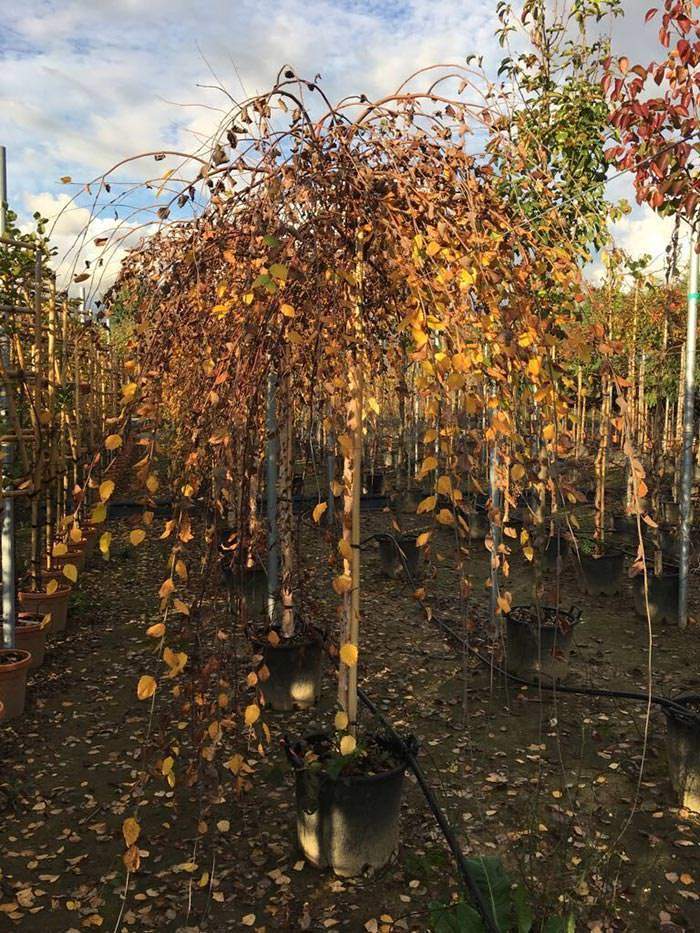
260,634 -> 323,711
377,534 -> 421,580
664,695 -> 700,812
290,738 -> 406,877
466,509 -> 489,541
543,535 -> 570,572
364,472 -> 384,496
579,550 -> 625,596
632,569 -> 678,624
223,564 -> 267,619
505,605 -> 582,683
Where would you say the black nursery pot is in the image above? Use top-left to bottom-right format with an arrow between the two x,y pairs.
260,633 -> 323,712
467,509 -> 490,541
363,471 -> 385,496
505,605 -> 581,683
543,534 -> 570,571
632,568 -> 678,624
289,736 -> 407,877
225,564 -> 268,619
377,534 -> 421,580
664,695 -> 700,812
580,550 -> 625,596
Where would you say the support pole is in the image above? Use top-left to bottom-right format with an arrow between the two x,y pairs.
265,370 -> 279,622
679,222 -> 698,629
0,146 -> 17,648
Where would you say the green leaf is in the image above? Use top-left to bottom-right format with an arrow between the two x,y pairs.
429,900 -> 484,933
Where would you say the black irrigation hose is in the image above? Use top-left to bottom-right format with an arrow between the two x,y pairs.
316,633 -> 499,932
430,612 -> 698,722
377,531 -> 700,724
357,686 -> 500,933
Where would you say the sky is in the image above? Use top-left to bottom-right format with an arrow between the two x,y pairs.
0,0 -> 687,295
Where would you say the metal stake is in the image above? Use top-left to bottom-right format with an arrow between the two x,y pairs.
265,369 -> 279,621
679,221 -> 698,629
0,146 -> 17,648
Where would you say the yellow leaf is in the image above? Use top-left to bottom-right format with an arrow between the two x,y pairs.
338,539 -> 352,561
511,463 -> 526,481
527,357 -> 541,377
161,756 -> 174,776
420,456 -> 438,474
339,643 -> 358,667
146,474 -> 159,494
163,647 -> 187,677
181,484 -> 194,498
332,573 -> 352,595
367,397 -> 380,415
340,735 -> 356,755
123,844 -> 140,872
159,578 -> 175,599
216,819 -> 230,832
497,594 -> 512,615
46,579 -> 58,595
99,480 -> 115,501
244,704 -> 260,726
122,817 -> 140,848
523,545 -> 534,561
63,563 -> 78,583
137,675 -> 157,700
416,531 -> 432,547
436,475 -> 452,495
105,434 -> 122,451
543,424 -> 556,442
426,240 -> 441,257
174,559 -> 187,580
173,599 -> 190,616
312,502 -> 328,524
280,303 -> 295,318
334,710 -> 349,731
147,622 -> 165,638
69,525 -> 83,544
436,508 -> 454,525
99,532 -> 112,555
416,495 -> 437,514
91,504 -> 107,525
130,529 -> 146,546
52,542 -> 68,557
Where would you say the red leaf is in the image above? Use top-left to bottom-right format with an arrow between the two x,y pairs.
645,8 -> 657,23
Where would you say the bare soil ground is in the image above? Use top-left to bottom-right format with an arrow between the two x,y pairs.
2,499 -> 700,932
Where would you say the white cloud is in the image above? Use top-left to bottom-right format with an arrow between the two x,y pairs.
1,0 -> 688,296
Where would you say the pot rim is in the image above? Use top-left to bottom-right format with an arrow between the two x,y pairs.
663,693 -> 700,727
18,584 -> 72,599
506,604 -> 582,629
289,732 -> 409,785
0,648 -> 32,673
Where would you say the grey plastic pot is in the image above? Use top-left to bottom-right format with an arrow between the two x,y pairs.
632,570 -> 678,624
505,606 -> 581,683
665,695 -> 700,812
294,751 -> 406,877
377,535 -> 421,580
260,635 -> 323,711
580,550 -> 625,596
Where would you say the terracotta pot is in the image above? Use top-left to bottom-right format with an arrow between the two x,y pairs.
18,586 -> 71,634
15,614 -> 49,670
51,547 -> 86,575
0,649 -> 32,721
40,568 -> 73,588
83,528 -> 100,562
